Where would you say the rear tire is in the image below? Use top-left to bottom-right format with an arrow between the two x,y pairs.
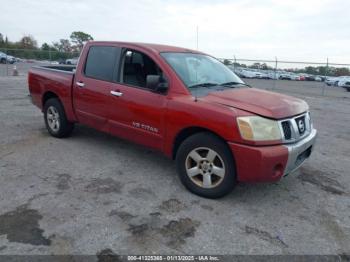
176,132 -> 236,198
44,98 -> 74,138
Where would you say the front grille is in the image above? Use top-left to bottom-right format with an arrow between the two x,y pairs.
295,116 -> 306,135
279,112 -> 311,143
281,121 -> 292,140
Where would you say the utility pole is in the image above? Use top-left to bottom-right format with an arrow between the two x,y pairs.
322,57 -> 328,96
196,26 -> 199,50
273,57 -> 278,90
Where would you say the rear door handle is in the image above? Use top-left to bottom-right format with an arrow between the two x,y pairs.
76,81 -> 85,88
111,90 -> 123,97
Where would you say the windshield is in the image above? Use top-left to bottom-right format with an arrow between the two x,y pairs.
161,52 -> 244,89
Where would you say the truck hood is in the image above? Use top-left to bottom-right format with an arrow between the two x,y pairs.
202,88 -> 308,119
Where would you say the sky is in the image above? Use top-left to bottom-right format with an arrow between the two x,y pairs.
1,0 -> 350,64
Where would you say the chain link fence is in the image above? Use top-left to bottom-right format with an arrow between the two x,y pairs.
0,48 -> 80,77
219,57 -> 350,98
1,48 -> 349,98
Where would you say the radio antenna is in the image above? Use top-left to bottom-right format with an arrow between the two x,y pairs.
194,25 -> 199,102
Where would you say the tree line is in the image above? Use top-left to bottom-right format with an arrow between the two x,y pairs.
0,31 -> 93,61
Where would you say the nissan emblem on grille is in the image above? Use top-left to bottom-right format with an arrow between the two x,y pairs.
298,119 -> 305,134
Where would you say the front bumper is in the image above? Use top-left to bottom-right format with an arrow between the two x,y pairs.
283,128 -> 317,176
228,128 -> 317,182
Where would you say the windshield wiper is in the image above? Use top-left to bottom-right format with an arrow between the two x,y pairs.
189,82 -> 219,88
220,81 -> 251,88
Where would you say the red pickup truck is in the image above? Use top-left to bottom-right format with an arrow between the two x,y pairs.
28,41 -> 317,198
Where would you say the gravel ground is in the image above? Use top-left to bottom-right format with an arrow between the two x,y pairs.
0,76 -> 349,257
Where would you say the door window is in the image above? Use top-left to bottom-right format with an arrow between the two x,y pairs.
120,50 -> 163,89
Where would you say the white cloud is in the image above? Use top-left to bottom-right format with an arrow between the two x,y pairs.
1,0 -> 349,63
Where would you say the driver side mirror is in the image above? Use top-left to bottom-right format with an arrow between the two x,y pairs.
146,75 -> 168,93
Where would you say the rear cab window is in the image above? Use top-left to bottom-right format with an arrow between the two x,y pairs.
84,46 -> 121,82
82,45 -> 168,92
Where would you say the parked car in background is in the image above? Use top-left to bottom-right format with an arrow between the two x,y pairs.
290,74 -> 300,81
344,84 -> 350,92
66,57 -> 79,65
58,58 -> 66,64
0,52 -> 7,64
0,52 -> 16,64
318,76 -> 327,82
336,76 -> 350,92
256,71 -> 270,79
298,74 -> 306,81
305,75 -> 316,81
314,76 -> 322,82
253,71 -> 264,79
337,76 -> 350,88
341,81 -> 350,92
239,69 -> 260,78
7,55 -> 16,64
279,72 -> 292,80
231,68 -> 271,80
325,77 -> 338,86
267,71 -> 280,80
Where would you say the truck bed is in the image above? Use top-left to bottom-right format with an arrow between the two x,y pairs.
28,65 -> 77,122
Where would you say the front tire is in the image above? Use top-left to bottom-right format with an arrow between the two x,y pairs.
44,98 -> 74,138
176,132 -> 236,198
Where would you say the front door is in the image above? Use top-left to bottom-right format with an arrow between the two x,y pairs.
107,49 -> 168,150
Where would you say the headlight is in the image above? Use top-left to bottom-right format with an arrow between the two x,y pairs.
237,116 -> 282,141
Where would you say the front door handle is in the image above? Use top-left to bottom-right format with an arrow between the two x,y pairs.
111,90 -> 123,97
76,81 -> 85,88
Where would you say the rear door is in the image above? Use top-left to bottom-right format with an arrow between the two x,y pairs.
73,45 -> 121,132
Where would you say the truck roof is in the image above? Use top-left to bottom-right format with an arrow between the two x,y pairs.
88,41 -> 203,54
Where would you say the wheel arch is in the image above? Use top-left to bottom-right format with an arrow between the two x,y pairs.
42,91 -> 60,107
172,126 -> 230,160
